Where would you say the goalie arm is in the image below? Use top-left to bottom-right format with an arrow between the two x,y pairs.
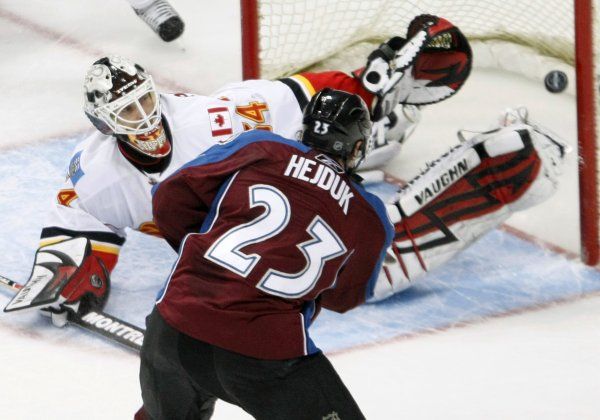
3,188 -> 126,326
43,184 -> 127,271
285,15 -> 471,122
369,121 -> 569,302
358,14 -> 472,120
280,14 -> 470,171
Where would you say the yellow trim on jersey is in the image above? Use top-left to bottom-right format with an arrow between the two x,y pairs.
290,74 -> 316,97
39,236 -> 71,248
91,243 -> 121,255
38,237 -> 121,255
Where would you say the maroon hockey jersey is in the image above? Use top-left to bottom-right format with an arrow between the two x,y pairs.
152,130 -> 393,360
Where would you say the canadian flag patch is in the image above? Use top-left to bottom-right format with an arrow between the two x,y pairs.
208,107 -> 233,137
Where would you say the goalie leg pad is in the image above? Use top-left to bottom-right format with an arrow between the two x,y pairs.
367,245 -> 413,303
368,119 -> 568,302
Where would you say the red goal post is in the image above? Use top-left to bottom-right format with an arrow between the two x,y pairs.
240,0 -> 599,265
575,0 -> 599,265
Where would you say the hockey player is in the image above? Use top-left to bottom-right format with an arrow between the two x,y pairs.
4,15 -> 475,325
139,88 -> 387,420
138,88 -> 569,420
129,0 -> 184,42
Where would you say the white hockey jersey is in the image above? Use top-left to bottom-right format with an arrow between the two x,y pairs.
42,79 -> 306,267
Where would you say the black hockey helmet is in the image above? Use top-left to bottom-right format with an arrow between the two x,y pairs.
301,88 -> 372,171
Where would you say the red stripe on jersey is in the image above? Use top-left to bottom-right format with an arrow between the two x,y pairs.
298,71 -> 376,109
207,107 -> 228,112
212,128 -> 233,136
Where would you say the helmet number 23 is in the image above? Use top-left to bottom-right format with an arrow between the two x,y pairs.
204,184 -> 347,298
313,121 -> 330,135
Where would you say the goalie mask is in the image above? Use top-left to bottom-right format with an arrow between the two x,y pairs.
83,55 -> 170,158
301,88 -> 373,172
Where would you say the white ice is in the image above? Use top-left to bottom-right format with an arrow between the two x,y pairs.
0,1 -> 599,419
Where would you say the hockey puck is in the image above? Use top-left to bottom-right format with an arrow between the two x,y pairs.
544,70 -> 568,93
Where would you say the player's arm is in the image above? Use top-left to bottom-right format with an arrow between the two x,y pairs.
151,170 -> 210,251
152,132 -> 272,250
41,197 -> 125,273
320,242 -> 387,313
285,15 -> 471,119
320,192 -> 394,312
357,14 -> 472,120
3,176 -> 126,326
42,145 -> 126,275
282,14 -> 470,170
369,111 -> 570,302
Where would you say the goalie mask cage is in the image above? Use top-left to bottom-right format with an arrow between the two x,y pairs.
240,0 -> 599,266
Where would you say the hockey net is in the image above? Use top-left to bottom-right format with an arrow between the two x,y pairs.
241,0 -> 599,265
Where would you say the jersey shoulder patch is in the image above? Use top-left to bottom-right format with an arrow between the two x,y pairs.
65,131 -> 133,194
67,150 -> 85,185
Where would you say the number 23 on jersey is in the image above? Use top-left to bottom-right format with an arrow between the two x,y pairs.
205,184 -> 347,298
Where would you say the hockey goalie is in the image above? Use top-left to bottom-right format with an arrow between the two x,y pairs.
3,14 -> 568,329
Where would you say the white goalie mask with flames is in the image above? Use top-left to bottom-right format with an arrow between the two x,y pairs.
83,55 -> 170,158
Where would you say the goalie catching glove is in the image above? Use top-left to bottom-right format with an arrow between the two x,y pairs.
369,110 -> 569,301
4,237 -> 110,327
358,14 -> 472,121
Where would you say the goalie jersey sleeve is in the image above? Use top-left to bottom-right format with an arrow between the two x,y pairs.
40,139 -> 129,273
279,71 -> 375,114
153,130 -> 393,360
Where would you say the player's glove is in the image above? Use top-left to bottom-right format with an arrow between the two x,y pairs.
4,237 -> 111,327
358,14 -> 472,121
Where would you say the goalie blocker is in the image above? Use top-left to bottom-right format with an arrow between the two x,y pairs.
367,115 -> 569,302
4,237 -> 110,327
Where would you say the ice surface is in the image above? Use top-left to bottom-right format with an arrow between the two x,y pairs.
1,1 -> 599,419
1,136 -> 598,355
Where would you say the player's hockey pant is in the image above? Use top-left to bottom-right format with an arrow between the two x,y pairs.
139,308 -> 365,420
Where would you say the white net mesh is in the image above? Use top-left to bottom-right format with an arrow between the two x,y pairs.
257,0 -> 582,79
254,0 -> 600,262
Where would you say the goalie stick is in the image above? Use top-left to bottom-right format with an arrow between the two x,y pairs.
0,274 -> 144,352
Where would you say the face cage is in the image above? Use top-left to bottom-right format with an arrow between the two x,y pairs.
94,78 -> 161,136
